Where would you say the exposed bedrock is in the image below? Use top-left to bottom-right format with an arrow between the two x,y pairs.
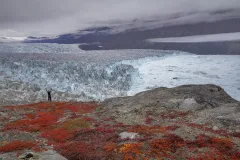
100,84 -> 240,127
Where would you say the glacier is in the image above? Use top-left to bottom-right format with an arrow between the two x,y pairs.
0,43 -> 239,104
0,43 -> 80,53
122,55 -> 240,101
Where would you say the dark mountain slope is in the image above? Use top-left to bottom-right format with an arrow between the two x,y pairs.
26,18 -> 240,54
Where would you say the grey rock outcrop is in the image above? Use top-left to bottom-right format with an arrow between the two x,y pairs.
100,84 -> 240,127
103,84 -> 238,110
0,150 -> 67,160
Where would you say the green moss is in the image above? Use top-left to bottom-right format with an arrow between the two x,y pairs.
62,118 -> 92,131
95,107 -> 102,113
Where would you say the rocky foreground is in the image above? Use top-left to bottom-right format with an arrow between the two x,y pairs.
0,84 -> 240,160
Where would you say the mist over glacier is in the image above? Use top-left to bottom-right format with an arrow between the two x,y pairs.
0,43 -> 239,104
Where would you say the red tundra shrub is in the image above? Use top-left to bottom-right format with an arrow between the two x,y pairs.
189,149 -> 225,160
41,128 -> 73,143
193,134 -> 211,148
145,116 -> 153,125
210,137 -> 239,158
55,142 -> 102,160
120,143 -> 144,160
161,111 -> 189,119
165,125 -> 180,131
232,132 -> 240,138
104,142 -> 118,152
72,127 -> 118,145
25,114 -> 35,119
186,135 -> 240,159
151,134 -> 185,158
104,142 -> 122,160
4,113 -> 59,132
60,103 -> 97,114
211,137 -> 233,149
186,123 -> 230,137
83,117 -> 95,122
0,141 -> 36,153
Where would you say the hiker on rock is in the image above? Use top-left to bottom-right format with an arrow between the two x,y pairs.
46,88 -> 52,102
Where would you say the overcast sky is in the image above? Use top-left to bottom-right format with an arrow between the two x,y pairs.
1,0 -> 240,37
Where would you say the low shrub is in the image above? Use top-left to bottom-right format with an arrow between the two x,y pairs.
61,118 -> 92,131
55,142 -> 102,160
41,128 -> 73,143
0,141 -> 36,153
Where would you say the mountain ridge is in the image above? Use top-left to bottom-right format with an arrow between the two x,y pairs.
25,17 -> 240,54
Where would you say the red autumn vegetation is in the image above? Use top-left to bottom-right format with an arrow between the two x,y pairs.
160,110 -> 189,119
4,102 -> 97,133
185,123 -> 239,137
41,128 -> 74,143
0,141 -> 36,153
0,102 -> 239,160
55,141 -> 103,160
4,113 -> 59,132
120,143 -> 144,160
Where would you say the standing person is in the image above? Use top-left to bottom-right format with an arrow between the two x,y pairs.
46,88 -> 52,102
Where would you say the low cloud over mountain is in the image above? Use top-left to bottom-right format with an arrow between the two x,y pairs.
1,0 -> 240,37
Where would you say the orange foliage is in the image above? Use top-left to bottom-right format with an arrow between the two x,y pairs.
104,142 -> 118,152
151,134 -> 185,158
211,137 -> 233,150
120,143 -> 143,160
129,125 -> 168,136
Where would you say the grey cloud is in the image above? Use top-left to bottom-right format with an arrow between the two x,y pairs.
0,0 -> 240,36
